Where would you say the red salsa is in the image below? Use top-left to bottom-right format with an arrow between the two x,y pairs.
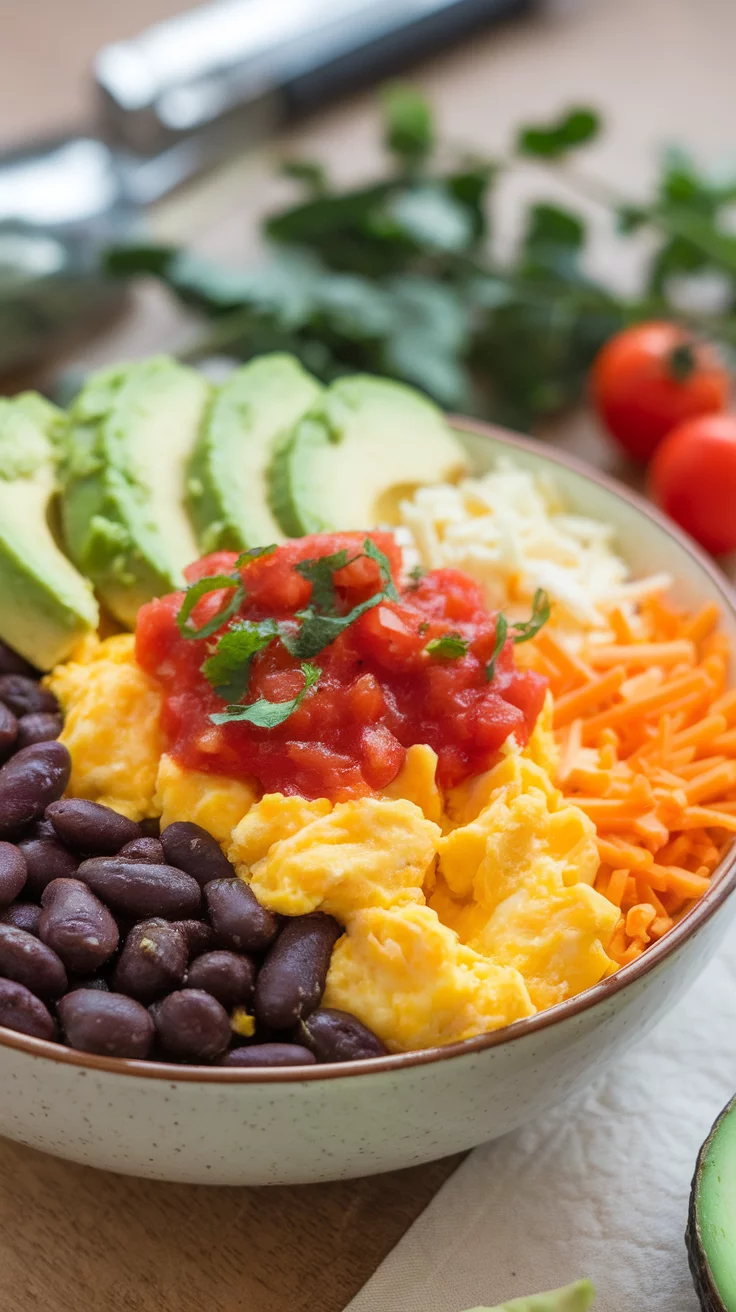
135,532 -> 547,802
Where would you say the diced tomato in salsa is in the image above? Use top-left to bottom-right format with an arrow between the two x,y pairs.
135,532 -> 547,802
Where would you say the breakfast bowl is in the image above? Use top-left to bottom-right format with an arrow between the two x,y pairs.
0,407 -> 734,1187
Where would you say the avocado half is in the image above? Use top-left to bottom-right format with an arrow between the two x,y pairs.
687,1095 -> 736,1311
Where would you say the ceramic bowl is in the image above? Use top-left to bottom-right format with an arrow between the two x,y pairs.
1,422 -> 735,1186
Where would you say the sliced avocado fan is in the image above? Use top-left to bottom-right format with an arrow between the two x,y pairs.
268,374 -> 468,537
59,357 -> 209,628
465,1280 -> 596,1311
0,393 -> 98,670
187,353 -> 322,552
687,1095 -> 736,1311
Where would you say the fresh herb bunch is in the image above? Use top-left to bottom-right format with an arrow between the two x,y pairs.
106,90 -> 736,429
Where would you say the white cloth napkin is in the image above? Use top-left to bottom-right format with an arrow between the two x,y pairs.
347,925 -> 736,1312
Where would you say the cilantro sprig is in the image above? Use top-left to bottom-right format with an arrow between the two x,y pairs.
485,589 -> 550,682
194,537 -> 398,729
210,662 -> 321,728
175,545 -> 276,641
425,631 -> 469,660
201,618 -> 281,702
277,537 -> 398,660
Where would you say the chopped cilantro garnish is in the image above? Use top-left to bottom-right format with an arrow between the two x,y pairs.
407,563 -> 426,589
425,631 -> 469,660
176,573 -> 245,640
362,538 -> 400,601
199,537 -> 399,726
235,544 -> 277,566
201,618 -> 280,701
485,589 -> 550,682
210,662 -> 321,728
284,537 -> 398,659
294,548 -> 360,612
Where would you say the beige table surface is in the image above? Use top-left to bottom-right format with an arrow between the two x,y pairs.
0,1 -> 735,1309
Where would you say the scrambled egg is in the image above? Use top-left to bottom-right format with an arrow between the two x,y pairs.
46,634 -> 165,821
323,904 -> 534,1048
47,639 -> 616,1054
229,797 -> 438,921
155,754 -> 256,847
47,635 -> 257,837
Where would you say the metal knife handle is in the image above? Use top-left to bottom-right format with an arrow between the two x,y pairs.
96,0 -> 531,160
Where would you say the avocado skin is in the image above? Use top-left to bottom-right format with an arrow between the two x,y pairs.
0,393 -> 98,670
187,354 -> 322,552
60,357 -> 209,627
686,1096 -> 734,1312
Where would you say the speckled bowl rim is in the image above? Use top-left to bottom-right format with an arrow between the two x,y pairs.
1,418 -> 735,1085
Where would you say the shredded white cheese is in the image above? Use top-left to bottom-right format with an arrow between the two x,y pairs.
399,458 -> 671,642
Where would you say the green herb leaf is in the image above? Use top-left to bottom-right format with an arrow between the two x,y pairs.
201,618 -> 280,702
362,537 -> 400,601
235,544 -> 277,566
280,159 -> 330,196
516,107 -> 601,158
425,631 -> 469,659
294,549 -> 358,612
408,564 -> 426,588
485,590 -> 550,681
510,589 -> 551,643
485,613 -> 508,683
382,84 -> 434,167
379,186 -> 475,254
285,538 -> 399,659
210,663 -> 321,728
176,574 -> 244,641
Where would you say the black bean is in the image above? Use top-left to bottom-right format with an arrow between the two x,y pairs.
117,837 -> 165,864
0,675 -> 57,718
205,878 -> 280,953
171,919 -> 214,959
297,1008 -> 387,1063
45,799 -> 141,856
185,950 -> 256,1009
18,828 -> 79,897
221,1043 -> 317,1068
70,977 -> 110,992
0,922 -> 67,998
0,977 -> 55,1040
1,903 -> 40,935
160,821 -> 234,889
151,989 -> 231,1061
0,841 -> 27,907
113,919 -> 188,1003
76,857 -> 201,920
39,878 -> 119,974
0,742 -> 71,838
58,990 -> 154,1059
0,703 -> 18,761
16,712 -> 63,749
0,641 -> 37,679
255,912 -> 342,1031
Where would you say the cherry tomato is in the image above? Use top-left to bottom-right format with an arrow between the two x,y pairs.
649,413 -> 736,555
591,321 -> 729,462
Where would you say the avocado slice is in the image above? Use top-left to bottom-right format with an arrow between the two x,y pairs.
187,354 -> 322,551
465,1280 -> 596,1311
687,1095 -> 736,1310
268,374 -> 468,537
60,357 -> 209,627
0,393 -> 98,670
